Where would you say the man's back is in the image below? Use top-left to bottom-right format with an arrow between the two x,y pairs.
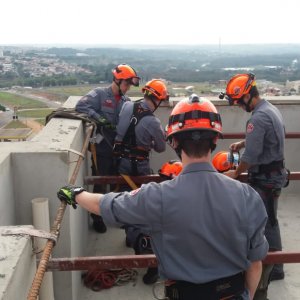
101,162 -> 269,283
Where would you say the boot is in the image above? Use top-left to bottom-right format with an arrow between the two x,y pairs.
91,213 -> 107,233
270,264 -> 285,281
143,267 -> 159,285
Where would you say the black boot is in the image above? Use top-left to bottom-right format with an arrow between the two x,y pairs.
91,213 -> 107,233
270,264 -> 285,281
143,267 -> 159,285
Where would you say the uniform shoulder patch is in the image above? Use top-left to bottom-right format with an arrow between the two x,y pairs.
247,123 -> 254,133
129,188 -> 141,196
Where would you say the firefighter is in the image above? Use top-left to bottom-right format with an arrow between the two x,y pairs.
113,79 -> 168,284
75,63 -> 140,233
113,79 -> 168,176
220,73 -> 287,299
58,94 -> 269,299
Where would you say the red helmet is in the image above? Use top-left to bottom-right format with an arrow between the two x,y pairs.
112,64 -> 140,86
159,160 -> 183,178
142,79 -> 169,101
166,94 -> 222,140
220,73 -> 256,105
212,151 -> 240,172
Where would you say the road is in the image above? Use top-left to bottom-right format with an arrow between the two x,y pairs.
0,111 -> 13,128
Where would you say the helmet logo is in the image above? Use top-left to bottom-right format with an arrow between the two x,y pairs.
233,86 -> 241,96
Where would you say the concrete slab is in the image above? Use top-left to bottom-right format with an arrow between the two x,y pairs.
0,226 -> 36,300
78,192 -> 300,300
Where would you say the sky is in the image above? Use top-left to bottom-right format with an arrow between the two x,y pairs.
1,0 -> 299,46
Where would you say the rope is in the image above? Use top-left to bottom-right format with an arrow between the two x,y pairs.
82,268 -> 138,291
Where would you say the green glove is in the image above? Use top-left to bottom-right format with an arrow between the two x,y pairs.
97,117 -> 116,130
57,185 -> 85,209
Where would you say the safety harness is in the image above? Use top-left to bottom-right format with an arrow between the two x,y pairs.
248,160 -> 289,227
114,101 -> 153,175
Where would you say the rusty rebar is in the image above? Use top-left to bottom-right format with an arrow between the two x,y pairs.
27,125 -> 94,300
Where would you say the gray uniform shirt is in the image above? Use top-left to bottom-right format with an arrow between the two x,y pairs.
75,85 -> 129,126
242,99 -> 285,171
115,100 -> 166,175
101,162 -> 269,283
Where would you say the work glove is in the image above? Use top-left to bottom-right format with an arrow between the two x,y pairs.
57,185 -> 86,209
97,117 -> 116,130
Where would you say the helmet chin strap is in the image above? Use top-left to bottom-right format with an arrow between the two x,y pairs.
113,79 -> 124,96
240,96 -> 254,112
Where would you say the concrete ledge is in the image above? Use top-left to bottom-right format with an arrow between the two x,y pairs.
0,225 -> 36,300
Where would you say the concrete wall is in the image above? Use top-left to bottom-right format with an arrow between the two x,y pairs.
0,226 -> 36,300
0,153 -> 15,225
0,97 -> 90,300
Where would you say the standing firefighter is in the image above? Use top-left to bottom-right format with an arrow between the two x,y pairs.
113,79 -> 168,284
113,79 -> 168,176
220,73 -> 287,299
58,94 -> 269,300
75,63 -> 140,233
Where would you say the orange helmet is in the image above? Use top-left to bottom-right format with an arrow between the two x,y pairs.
166,94 -> 222,141
158,160 -> 183,178
212,151 -> 240,172
219,73 -> 256,105
142,79 -> 169,101
112,64 -> 140,86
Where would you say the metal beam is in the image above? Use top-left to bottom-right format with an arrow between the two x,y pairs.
45,252 -> 300,272
222,132 -> 300,139
84,172 -> 300,185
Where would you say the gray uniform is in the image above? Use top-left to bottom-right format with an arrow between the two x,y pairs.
115,100 -> 166,175
240,99 -> 286,300
241,99 -> 286,249
75,86 -> 130,174
101,162 -> 268,298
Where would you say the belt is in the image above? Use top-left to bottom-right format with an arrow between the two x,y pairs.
165,272 -> 245,300
258,160 -> 284,173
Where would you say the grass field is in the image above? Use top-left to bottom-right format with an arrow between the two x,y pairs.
0,92 -> 47,109
4,120 -> 29,129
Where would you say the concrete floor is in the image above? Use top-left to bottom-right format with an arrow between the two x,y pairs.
79,192 -> 300,300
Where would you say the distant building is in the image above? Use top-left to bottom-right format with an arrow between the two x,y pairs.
0,49 -> 3,57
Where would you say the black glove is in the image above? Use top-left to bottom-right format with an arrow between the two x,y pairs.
57,185 -> 86,209
97,117 -> 116,130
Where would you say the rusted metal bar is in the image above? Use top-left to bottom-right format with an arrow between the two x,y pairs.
27,125 -> 94,300
45,251 -> 300,272
46,255 -> 157,271
85,174 -> 162,185
84,172 -> 300,185
263,252 -> 300,264
222,132 -> 300,139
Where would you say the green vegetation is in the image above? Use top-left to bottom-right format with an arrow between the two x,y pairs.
0,92 -> 47,109
4,120 -> 29,129
18,109 -> 53,118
